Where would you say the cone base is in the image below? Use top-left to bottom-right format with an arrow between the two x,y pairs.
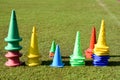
70,59 -> 85,66
70,64 -> 85,67
93,63 -> 108,66
27,54 -> 40,58
70,55 -> 85,60
50,63 -> 64,68
94,46 -> 109,54
92,54 -> 109,66
94,53 -> 109,56
5,61 -> 22,67
49,52 -> 54,58
70,62 -> 85,66
27,58 -> 41,66
5,46 -> 22,51
27,63 -> 40,66
70,55 -> 85,66
92,54 -> 109,59
85,52 -> 92,59
85,54 -> 92,59
5,51 -> 22,58
85,48 -> 93,59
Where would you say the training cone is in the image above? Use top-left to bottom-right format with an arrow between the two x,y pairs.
27,26 -> 41,66
5,10 -> 22,51
93,20 -> 109,56
49,41 -> 56,58
93,20 -> 110,66
70,31 -> 85,66
5,51 -> 22,67
4,10 -> 22,67
50,45 -> 64,68
85,27 -> 96,59
92,54 -> 109,66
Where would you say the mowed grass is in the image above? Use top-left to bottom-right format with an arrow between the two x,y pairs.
0,0 -> 120,80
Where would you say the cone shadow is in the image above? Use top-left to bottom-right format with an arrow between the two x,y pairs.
110,55 -> 120,57
108,61 -> 120,66
85,60 -> 120,66
85,60 -> 93,66
21,62 -> 27,66
41,60 -> 70,66
63,61 -> 70,66
41,60 -> 52,65
21,61 -> 120,66
62,56 -> 70,59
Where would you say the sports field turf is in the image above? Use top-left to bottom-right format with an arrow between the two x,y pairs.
0,0 -> 120,80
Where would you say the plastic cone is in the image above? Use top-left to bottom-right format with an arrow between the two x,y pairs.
72,31 -> 83,57
27,26 -> 41,66
92,20 -> 110,66
49,41 -> 56,57
50,45 -> 64,67
92,54 -> 109,66
70,31 -> 85,66
5,51 -> 22,67
93,20 -> 109,56
89,27 -> 96,49
96,20 -> 107,47
92,54 -> 109,61
5,10 -> 22,51
85,27 -> 96,59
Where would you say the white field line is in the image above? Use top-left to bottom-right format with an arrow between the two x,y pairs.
97,0 -> 120,26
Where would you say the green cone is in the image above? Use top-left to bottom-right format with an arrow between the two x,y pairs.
70,31 -> 85,66
5,10 -> 22,51
49,41 -> 56,53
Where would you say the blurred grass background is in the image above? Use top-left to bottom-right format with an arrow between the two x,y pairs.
0,0 -> 120,80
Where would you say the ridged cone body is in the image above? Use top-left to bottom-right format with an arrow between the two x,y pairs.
5,51 -> 22,67
50,45 -> 64,67
5,10 -> 22,51
92,54 -> 109,66
27,26 -> 41,66
85,27 -> 96,59
70,31 -> 85,66
94,20 -> 109,56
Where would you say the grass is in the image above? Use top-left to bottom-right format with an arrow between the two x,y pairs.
0,0 -> 120,80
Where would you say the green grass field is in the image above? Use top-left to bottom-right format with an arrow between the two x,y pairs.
0,0 -> 120,80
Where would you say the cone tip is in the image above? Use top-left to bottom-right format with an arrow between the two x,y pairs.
11,9 -> 16,15
92,27 -> 96,32
76,31 -> 80,36
12,9 -> 15,12
92,26 -> 95,29
56,44 -> 60,51
52,40 -> 55,43
32,26 -> 36,33
102,19 -> 105,22
56,44 -> 59,47
77,31 -> 80,33
101,19 -> 105,24
52,41 -> 56,45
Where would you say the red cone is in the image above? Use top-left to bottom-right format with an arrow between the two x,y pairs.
85,27 -> 96,59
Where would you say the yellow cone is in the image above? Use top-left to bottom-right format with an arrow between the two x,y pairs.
94,20 -> 109,56
27,26 -> 41,66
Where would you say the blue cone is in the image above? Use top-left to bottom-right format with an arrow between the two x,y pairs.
50,45 -> 64,68
92,54 -> 109,66
92,54 -> 109,60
